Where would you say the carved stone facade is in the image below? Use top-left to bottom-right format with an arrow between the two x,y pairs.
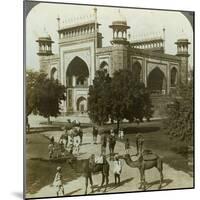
36,9 -> 190,117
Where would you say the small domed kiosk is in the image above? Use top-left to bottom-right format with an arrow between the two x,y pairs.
36,31 -> 54,56
109,9 -> 130,45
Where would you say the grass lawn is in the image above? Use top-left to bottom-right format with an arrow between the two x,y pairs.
26,134 -> 82,194
97,120 -> 193,175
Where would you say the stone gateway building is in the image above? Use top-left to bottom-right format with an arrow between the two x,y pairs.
36,8 -> 190,117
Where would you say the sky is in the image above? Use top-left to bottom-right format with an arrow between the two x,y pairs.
26,2 -> 193,70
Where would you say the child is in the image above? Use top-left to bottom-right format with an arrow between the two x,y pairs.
60,140 -> 65,157
113,155 -> 123,185
118,128 -> 124,140
50,136 -> 55,145
48,142 -> 54,159
53,166 -> 64,196
125,138 -> 130,154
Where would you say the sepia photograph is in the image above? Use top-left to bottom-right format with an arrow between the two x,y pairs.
24,1 -> 194,199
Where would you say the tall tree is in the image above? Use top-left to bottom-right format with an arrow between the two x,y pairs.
88,69 -> 153,130
164,81 -> 193,144
110,69 -> 153,131
88,70 -> 112,125
110,70 -> 132,130
26,70 -> 66,124
36,78 -> 66,123
26,71 -> 47,126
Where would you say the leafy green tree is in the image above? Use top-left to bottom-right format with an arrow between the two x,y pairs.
26,71 -> 47,128
131,80 -> 153,123
164,81 -> 193,144
26,70 -> 66,124
110,70 -> 153,130
88,70 -> 112,125
36,78 -> 66,124
88,69 -> 153,130
110,69 -> 133,130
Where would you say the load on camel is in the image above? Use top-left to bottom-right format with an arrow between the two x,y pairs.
119,150 -> 164,190
69,154 -> 110,195
48,121 -> 83,160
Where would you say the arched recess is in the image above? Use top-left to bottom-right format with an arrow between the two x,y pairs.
66,56 -> 89,87
99,61 -> 109,73
50,67 -> 57,80
132,61 -> 142,82
171,67 -> 178,86
76,96 -> 87,112
147,67 -> 167,95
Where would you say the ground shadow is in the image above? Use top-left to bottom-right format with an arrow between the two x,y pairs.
75,152 -> 87,156
81,142 -> 91,146
92,177 -> 134,193
65,188 -> 82,196
145,178 -> 173,190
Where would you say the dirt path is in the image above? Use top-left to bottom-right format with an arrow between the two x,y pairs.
26,128 -> 193,198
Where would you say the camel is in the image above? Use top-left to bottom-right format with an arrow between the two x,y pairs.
69,155 -> 110,194
119,151 -> 163,190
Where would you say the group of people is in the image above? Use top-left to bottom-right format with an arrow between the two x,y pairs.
51,124 -> 145,196
48,122 -> 83,159
92,127 -> 145,185
62,125 -> 82,155
100,128 -> 117,158
92,126 -> 145,158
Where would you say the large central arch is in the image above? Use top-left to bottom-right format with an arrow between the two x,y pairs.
147,67 -> 167,95
66,56 -> 89,87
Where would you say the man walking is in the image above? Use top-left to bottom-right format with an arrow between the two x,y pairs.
136,133 -> 144,156
108,129 -> 116,160
92,126 -> 98,144
53,166 -> 64,196
101,134 -> 107,155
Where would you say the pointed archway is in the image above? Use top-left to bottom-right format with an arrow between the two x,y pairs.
171,67 -> 178,86
66,56 -> 89,87
147,67 -> 167,95
132,61 -> 142,82
50,67 -> 57,80
76,96 -> 87,112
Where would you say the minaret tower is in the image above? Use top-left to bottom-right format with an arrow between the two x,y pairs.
36,29 -> 54,72
109,9 -> 130,45
175,38 -> 190,84
36,29 -> 54,56
109,10 -> 130,72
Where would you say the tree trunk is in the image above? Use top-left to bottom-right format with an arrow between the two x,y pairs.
117,120 -> 120,134
47,116 -> 51,124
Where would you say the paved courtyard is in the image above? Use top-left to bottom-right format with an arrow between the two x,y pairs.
26,126 -> 193,199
